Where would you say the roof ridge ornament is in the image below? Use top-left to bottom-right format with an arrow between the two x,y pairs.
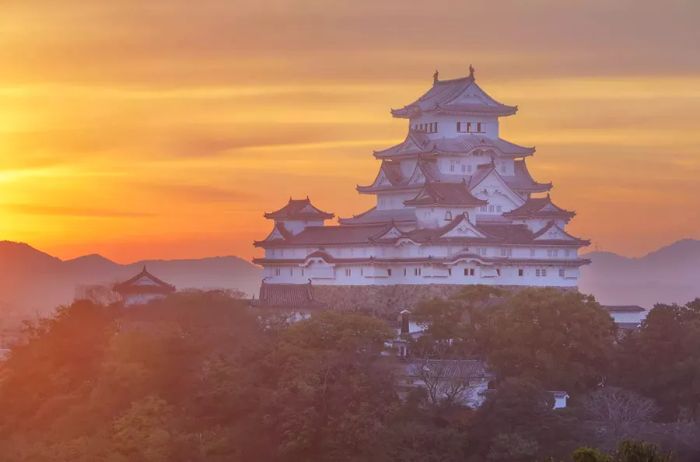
469,64 -> 475,79
433,69 -> 439,84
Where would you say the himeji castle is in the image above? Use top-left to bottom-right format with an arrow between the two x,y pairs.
253,67 -> 590,297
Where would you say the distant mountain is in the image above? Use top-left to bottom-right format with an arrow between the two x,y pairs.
579,239 -> 700,307
0,241 -> 262,321
1,238 -> 698,324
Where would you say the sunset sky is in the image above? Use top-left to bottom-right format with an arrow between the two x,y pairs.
1,0 -> 699,263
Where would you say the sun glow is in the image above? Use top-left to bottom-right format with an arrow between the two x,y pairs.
1,1 -> 698,262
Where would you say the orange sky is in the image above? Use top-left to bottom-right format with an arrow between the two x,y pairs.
1,0 -> 699,263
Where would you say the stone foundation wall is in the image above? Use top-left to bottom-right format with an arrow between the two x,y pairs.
311,284 -> 578,317
311,285 -> 476,316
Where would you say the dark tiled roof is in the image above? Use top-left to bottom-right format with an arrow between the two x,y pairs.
253,222 -> 294,246
391,73 -> 517,118
257,282 -> 319,308
603,305 -> 646,313
278,224 -> 388,245
404,182 -> 486,207
338,207 -> 417,226
401,359 -> 490,379
265,197 -> 334,220
532,221 -> 591,246
114,267 -> 176,295
504,194 -> 575,220
374,133 -> 533,159
510,160 -> 552,192
256,214 -> 589,249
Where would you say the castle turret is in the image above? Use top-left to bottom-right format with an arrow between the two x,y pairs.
252,67 -> 590,294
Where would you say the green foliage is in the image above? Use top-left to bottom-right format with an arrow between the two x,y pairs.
572,447 -> 611,462
473,288 -> 616,391
410,285 -> 503,357
614,299 -> 700,419
0,291 -> 696,461
487,432 -> 539,461
612,440 -> 673,462
570,440 -> 674,462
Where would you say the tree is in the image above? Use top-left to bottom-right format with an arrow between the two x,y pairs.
579,387 -> 658,445
473,288 -> 616,391
572,446 -> 611,462
615,299 -> 700,420
408,359 -> 485,409
469,377 -> 571,460
410,285 -> 503,357
248,311 -> 398,462
613,440 -> 674,462
570,440 -> 675,462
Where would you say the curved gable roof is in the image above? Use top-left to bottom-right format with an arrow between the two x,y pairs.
264,197 -> 334,220
391,72 -> 517,118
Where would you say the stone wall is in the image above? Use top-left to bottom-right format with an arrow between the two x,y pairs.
311,284 -> 474,316
310,284 -> 578,317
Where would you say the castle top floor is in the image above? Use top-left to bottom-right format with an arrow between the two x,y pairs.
391,67 -> 517,140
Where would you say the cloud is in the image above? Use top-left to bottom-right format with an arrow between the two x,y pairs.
3,203 -> 155,218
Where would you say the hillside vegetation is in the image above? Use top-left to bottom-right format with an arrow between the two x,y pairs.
0,290 -> 697,461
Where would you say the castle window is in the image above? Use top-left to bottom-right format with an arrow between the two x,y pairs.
477,122 -> 482,132
403,268 -> 407,276
518,269 -> 524,277
445,211 -> 453,221
387,268 -> 392,276
496,268 -> 501,276
480,206 -> 487,212
301,269 -> 304,276
535,269 -> 541,277
448,268 -> 452,276
542,269 -> 548,277
274,268 -> 281,276
467,122 -> 472,132
488,205 -> 495,213
559,268 -> 565,278
345,268 -> 352,277
290,268 -> 293,276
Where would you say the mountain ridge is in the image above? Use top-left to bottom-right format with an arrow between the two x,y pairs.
1,238 -> 698,320
0,241 -> 262,321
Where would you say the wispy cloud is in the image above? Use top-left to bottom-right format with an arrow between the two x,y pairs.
3,204 -> 155,218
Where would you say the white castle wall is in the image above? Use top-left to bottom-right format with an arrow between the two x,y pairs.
262,262 -> 579,288
410,114 -> 499,138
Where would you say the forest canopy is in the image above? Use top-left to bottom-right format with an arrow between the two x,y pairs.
0,290 -> 697,461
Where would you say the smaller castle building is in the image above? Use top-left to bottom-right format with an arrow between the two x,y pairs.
114,267 -> 175,306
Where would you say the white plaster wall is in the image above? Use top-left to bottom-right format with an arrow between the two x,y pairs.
415,206 -> 478,228
123,293 -> 167,307
263,261 -> 580,287
409,115 -> 499,138
277,219 -> 324,235
377,192 -> 417,210
608,310 -> 647,325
